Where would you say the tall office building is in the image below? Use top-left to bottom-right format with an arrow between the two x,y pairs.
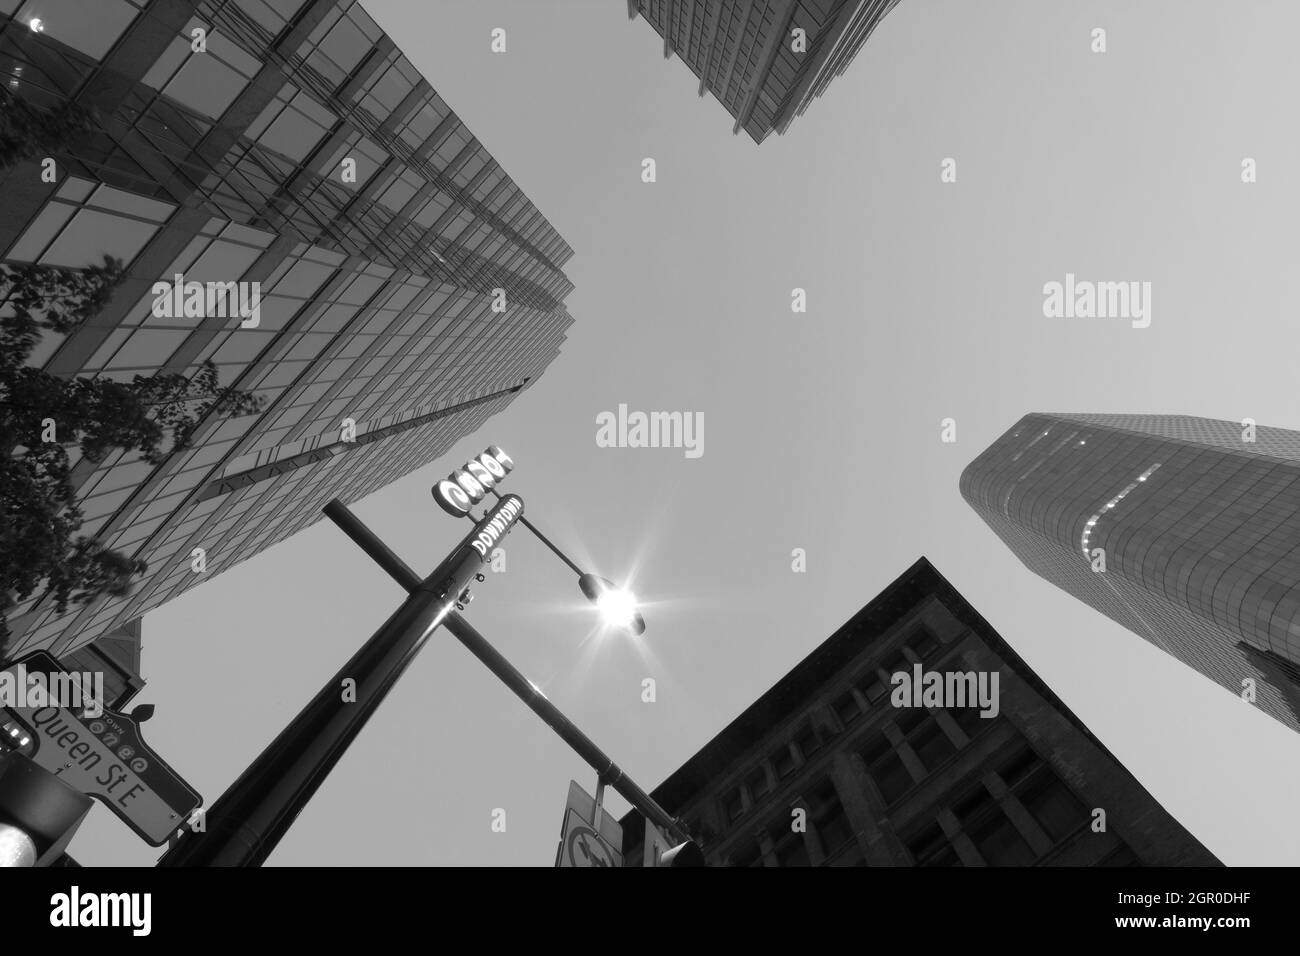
620,558 -> 1216,866
0,0 -> 575,658
626,0 -> 903,143
961,413 -> 1300,734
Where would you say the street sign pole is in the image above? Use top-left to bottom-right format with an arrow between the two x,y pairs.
333,498 -> 690,844
158,496 -> 688,866
593,776 -> 606,827
157,497 -> 522,867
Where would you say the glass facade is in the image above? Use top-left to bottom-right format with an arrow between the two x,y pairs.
1,0 -> 574,656
961,413 -> 1300,734
618,560 -> 1217,866
629,0 -> 903,143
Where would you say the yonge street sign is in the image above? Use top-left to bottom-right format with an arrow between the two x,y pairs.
0,652 -> 202,846
432,445 -> 515,516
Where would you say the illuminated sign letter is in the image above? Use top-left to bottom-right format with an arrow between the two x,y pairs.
432,445 -> 515,516
466,459 -> 495,489
453,469 -> 486,502
434,479 -> 473,516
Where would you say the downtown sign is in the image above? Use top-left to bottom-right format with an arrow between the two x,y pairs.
432,445 -> 515,516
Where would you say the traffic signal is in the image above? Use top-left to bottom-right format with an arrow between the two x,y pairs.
643,819 -> 706,866
657,840 -> 705,867
0,752 -> 92,867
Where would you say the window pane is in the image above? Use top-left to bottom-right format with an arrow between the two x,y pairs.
16,0 -> 139,60
4,202 -> 75,261
40,209 -> 157,268
89,184 -> 176,222
106,329 -> 190,368
910,719 -> 958,772
1021,774 -> 1087,843
165,53 -> 249,118
317,16 -> 369,73
969,814 -> 1035,866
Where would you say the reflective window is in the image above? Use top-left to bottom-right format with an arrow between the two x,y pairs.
15,0 -> 140,60
86,328 -> 132,369
272,259 -> 335,298
4,202 -> 75,262
39,209 -> 158,268
210,329 -> 274,364
88,184 -> 175,222
316,15 -> 369,73
310,302 -> 358,332
258,91 -> 336,162
253,294 -> 306,332
164,47 -> 249,118
366,63 -> 407,111
183,239 -> 263,284
338,273 -> 383,305
233,0 -> 303,33
378,170 -> 424,214
105,329 -> 191,369
55,177 -> 95,202
141,38 -> 191,93
282,332 -> 332,361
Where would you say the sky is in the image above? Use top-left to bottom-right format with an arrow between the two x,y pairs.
67,0 -> 1300,865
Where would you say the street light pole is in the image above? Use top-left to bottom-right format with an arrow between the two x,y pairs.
340,499 -> 686,844
156,496 -> 521,867
481,489 -> 647,636
158,497 -> 687,866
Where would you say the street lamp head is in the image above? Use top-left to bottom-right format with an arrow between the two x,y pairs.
578,573 -> 646,636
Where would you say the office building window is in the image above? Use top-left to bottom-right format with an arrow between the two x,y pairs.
861,735 -> 912,805
745,766 -> 771,802
911,626 -> 942,660
15,0 -> 140,60
809,780 -> 854,858
905,822 -> 960,866
998,745 -> 1087,844
722,786 -> 744,825
907,715 -> 959,772
771,743 -> 797,779
793,725 -> 822,762
954,787 -> 1035,866
766,815 -> 810,867
832,690 -> 860,725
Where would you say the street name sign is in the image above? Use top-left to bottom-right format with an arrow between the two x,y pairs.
0,651 -> 202,846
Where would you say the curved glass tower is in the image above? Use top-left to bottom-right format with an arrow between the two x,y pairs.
962,413 -> 1300,733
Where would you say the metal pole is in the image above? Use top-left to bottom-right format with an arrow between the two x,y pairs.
158,498 -> 687,865
157,499 -> 519,866
438,611 -> 688,844
489,488 -> 585,578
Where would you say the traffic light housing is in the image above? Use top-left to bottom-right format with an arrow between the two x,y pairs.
658,840 -> 705,867
643,819 -> 706,866
0,752 -> 92,867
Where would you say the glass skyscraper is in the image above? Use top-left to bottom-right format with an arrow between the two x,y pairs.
627,0 -> 903,144
619,558 -> 1216,866
1,0 -> 575,658
962,413 -> 1300,733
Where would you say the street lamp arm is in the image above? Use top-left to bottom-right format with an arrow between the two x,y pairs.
487,488 -> 585,578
